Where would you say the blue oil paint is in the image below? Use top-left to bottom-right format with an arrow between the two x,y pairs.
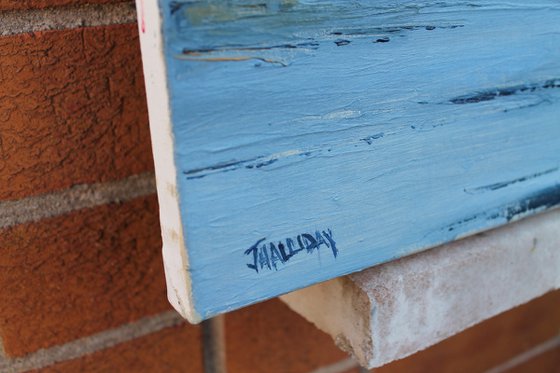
155,0 -> 560,319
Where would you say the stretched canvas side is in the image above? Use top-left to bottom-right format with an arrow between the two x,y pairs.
134,0 -> 199,323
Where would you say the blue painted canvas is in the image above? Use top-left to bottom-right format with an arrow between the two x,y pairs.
135,0 -> 560,322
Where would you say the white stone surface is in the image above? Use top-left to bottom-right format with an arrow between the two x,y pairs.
281,209 -> 560,369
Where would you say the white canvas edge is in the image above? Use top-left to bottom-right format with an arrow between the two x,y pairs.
134,0 -> 200,323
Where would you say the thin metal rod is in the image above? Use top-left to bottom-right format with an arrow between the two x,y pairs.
201,315 -> 227,373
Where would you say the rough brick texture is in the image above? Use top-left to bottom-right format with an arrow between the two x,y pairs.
0,0 -> 127,10
0,195 -> 170,357
376,290 -> 560,373
0,25 -> 152,201
34,324 -> 203,373
226,299 -> 351,373
508,346 -> 560,373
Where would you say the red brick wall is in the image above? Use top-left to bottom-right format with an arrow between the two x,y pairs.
0,1 -> 126,11
0,2 -> 558,372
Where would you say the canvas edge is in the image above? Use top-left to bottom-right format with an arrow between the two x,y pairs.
134,0 -> 200,323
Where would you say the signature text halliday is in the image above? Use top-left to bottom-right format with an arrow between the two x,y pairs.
244,229 -> 337,273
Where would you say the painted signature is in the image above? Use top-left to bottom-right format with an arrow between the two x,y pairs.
244,229 -> 337,273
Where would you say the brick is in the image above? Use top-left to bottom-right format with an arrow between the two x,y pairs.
373,290 -> 560,373
0,0 -> 127,10
35,323 -> 203,373
0,195 -> 170,357
342,368 -> 361,373
506,345 -> 560,373
281,209 -> 560,369
0,25 -> 153,200
226,299 -> 351,373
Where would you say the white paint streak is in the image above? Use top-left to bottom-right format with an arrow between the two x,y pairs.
305,110 -> 364,121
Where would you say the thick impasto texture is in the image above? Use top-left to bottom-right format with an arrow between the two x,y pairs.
140,0 -> 560,320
